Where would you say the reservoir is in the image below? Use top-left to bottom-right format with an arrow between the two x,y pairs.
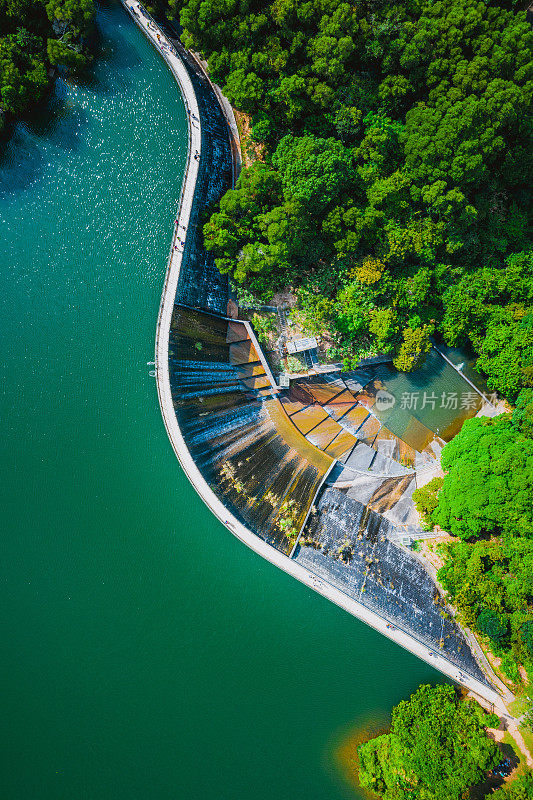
0,3 -> 438,798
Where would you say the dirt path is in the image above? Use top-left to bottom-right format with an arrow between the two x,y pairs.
507,719 -> 533,768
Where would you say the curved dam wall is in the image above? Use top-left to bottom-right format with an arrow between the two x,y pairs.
169,306 -> 333,553
122,0 -> 503,709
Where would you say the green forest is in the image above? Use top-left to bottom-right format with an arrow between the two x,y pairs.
169,0 -> 533,396
0,0 -> 95,132
433,393 -> 533,682
357,683 -> 502,800
358,684 -> 533,799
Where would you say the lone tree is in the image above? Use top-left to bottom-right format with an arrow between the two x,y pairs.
432,415 -> 533,540
477,608 -> 509,647
358,683 -> 498,800
393,325 -> 433,372
412,477 -> 443,528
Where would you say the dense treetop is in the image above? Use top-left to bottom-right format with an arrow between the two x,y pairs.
433,414 -> 533,540
442,252 -> 533,398
357,683 -> 498,799
439,535 -> 533,668
173,0 -> 533,391
0,0 -> 94,129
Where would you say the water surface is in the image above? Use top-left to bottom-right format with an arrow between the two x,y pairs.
0,4 -> 438,798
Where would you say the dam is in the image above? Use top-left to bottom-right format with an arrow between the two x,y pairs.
3,4 -> 508,797
124,0 -> 504,708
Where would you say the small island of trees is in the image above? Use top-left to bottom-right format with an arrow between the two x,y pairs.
358,684 -> 501,799
357,683 -> 533,799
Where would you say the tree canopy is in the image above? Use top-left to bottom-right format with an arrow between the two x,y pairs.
438,535 -> 533,665
0,0 -> 94,130
393,324 -> 433,372
432,414 -> 533,540
170,0 -> 533,384
442,252 -> 533,400
357,683 -> 498,800
434,397 -> 533,667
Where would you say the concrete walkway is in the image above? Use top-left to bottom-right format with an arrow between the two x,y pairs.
122,0 -> 201,300
122,0 -> 507,715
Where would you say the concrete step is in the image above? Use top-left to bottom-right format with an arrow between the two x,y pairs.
342,441 -> 376,472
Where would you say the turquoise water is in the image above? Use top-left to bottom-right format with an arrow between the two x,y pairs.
0,4 -> 438,798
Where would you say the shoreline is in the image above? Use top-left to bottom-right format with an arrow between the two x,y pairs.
121,0 -> 506,714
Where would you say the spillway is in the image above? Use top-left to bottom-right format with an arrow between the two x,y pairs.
127,0 -> 501,703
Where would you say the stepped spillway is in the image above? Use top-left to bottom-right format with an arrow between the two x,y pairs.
122,0 -> 503,709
